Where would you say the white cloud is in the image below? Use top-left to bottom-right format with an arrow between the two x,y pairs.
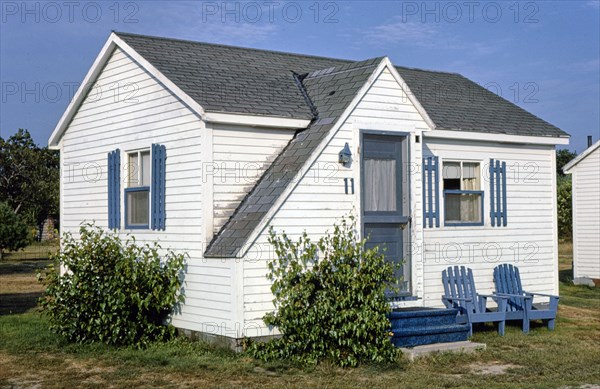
138,2 -> 278,46
363,20 -> 438,47
566,59 -> 600,73
586,0 -> 600,9
362,18 -> 503,56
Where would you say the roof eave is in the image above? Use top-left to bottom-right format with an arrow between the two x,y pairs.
48,35 -> 118,148
563,140 -> 600,173
48,32 -> 209,148
425,129 -> 570,146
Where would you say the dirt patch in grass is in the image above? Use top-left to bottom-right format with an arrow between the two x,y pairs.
560,304 -> 600,321
468,361 -> 521,375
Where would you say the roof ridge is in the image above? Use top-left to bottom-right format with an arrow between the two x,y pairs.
307,57 -> 384,79
394,64 -> 460,76
115,31 -> 460,76
114,31 -> 357,64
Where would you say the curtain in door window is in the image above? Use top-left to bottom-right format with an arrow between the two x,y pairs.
364,158 -> 396,212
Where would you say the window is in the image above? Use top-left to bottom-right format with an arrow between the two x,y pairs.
364,158 -> 397,212
125,150 -> 150,229
443,161 -> 483,226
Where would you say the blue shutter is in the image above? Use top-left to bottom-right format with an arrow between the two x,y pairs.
151,144 -> 166,230
490,159 -> 507,227
422,156 -> 440,228
107,149 -> 120,229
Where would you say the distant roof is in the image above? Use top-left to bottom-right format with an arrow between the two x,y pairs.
117,32 -> 568,138
563,140 -> 600,172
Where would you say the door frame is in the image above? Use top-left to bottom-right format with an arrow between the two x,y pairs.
359,129 -> 412,297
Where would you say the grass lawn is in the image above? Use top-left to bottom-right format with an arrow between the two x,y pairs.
1,243 -> 599,388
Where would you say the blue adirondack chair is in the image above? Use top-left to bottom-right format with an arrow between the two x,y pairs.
493,264 -> 559,333
442,266 -> 508,336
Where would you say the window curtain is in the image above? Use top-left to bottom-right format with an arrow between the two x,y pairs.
461,162 -> 480,221
364,158 -> 396,212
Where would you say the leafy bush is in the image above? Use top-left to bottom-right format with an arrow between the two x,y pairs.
0,201 -> 31,260
557,176 -> 572,241
249,216 -> 398,367
39,225 -> 186,347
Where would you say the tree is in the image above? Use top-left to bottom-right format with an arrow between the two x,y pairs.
0,129 -> 59,230
556,149 -> 577,177
0,202 -> 31,260
557,178 -> 573,241
555,149 -> 576,241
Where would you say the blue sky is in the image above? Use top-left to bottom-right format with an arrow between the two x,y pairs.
1,0 -> 599,152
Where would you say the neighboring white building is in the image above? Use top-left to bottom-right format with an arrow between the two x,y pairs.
48,32 -> 570,348
564,140 -> 600,285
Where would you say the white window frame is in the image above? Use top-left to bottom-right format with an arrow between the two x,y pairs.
124,148 -> 151,229
442,159 -> 484,227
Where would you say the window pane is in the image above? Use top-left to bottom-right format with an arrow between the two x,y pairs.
141,151 -> 151,186
127,190 -> 149,226
460,193 -> 481,222
443,162 -> 461,179
128,153 -> 139,187
364,223 -> 408,294
364,158 -> 396,212
444,178 -> 461,190
444,193 -> 482,224
444,194 -> 461,221
463,163 -> 480,190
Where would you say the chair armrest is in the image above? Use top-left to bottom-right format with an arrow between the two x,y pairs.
442,295 -> 473,302
525,292 -> 559,299
525,292 -> 559,311
479,294 -> 509,312
494,292 -> 532,300
480,293 -> 508,300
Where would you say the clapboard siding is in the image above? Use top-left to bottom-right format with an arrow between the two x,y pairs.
571,146 -> 600,279
421,138 -> 559,307
212,124 -> 295,233
240,68 -> 429,335
59,47 -> 235,333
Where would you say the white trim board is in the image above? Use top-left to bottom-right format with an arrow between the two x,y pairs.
203,112 -> 310,129
384,58 -> 436,132
424,130 -> 570,146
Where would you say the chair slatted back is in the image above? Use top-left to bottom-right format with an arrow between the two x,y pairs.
494,264 -> 524,311
442,266 -> 480,314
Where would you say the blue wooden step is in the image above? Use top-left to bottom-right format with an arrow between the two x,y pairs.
388,307 -> 460,329
391,323 -> 470,348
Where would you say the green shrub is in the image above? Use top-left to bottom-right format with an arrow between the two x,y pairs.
249,216 -> 398,367
39,225 -> 186,347
0,201 -> 31,260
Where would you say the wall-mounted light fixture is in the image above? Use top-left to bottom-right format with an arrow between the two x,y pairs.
338,142 -> 352,167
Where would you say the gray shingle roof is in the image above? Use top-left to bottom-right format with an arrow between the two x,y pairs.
397,68 -> 567,137
204,58 -> 383,257
117,32 -> 568,138
113,32 -> 569,258
118,32 -> 351,119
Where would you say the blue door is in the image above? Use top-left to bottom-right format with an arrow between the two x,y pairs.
361,133 -> 410,296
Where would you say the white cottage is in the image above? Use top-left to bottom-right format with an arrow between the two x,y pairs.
563,140 -> 600,285
48,32 -> 570,348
